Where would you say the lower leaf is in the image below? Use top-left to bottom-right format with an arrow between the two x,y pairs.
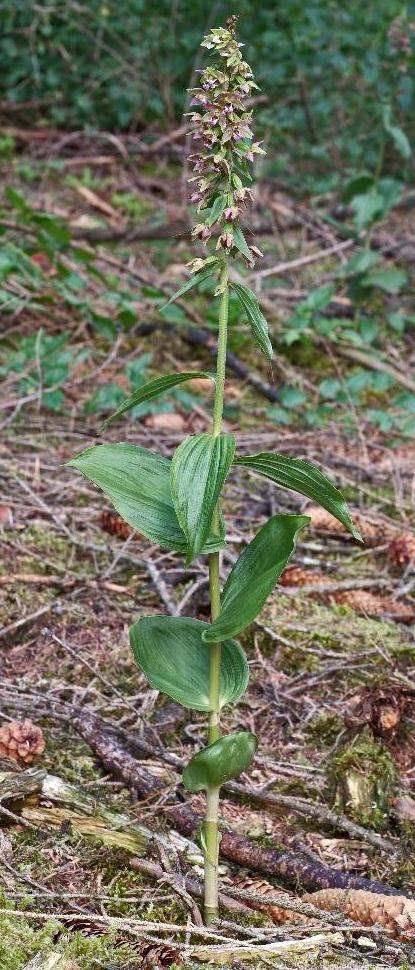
183,731 -> 258,792
130,615 -> 249,712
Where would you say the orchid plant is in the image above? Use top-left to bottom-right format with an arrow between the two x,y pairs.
69,17 -> 361,925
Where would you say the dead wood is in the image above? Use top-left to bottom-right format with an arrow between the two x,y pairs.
74,713 -> 408,899
0,766 -> 46,803
21,955 -> 80,970
224,782 -> 398,854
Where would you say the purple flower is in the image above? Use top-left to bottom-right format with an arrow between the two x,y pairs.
192,223 -> 211,241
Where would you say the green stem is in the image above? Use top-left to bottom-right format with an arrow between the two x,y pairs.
204,258 -> 229,925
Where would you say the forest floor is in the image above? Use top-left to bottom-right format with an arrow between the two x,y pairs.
1,134 -> 415,969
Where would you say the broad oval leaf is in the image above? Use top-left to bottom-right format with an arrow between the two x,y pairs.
100,371 -> 215,431
171,432 -> 235,565
183,732 -> 258,792
234,452 -> 362,541
203,514 -> 309,642
67,443 -> 225,554
130,615 -> 249,712
232,282 -> 273,360
160,263 -> 218,309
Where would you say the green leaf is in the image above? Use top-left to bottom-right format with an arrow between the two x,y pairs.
100,371 -> 215,431
203,514 -> 309,642
342,174 -> 375,203
160,264 -> 217,309
171,432 -> 235,564
234,452 -> 362,541
361,268 -> 407,294
352,191 -> 384,232
383,105 -> 412,160
340,249 -> 379,277
183,732 -> 257,792
232,225 -> 253,262
232,282 -> 273,360
67,443 -> 225,554
130,615 -> 249,712
207,193 -> 228,227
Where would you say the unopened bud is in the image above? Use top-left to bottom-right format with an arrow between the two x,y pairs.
217,232 -> 234,251
192,223 -> 211,241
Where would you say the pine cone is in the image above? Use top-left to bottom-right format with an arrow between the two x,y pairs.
100,509 -> 132,540
304,888 -> 415,940
388,533 -> 415,569
0,720 -> 45,764
280,566 -> 327,588
140,943 -> 182,968
332,589 -> 415,624
232,874 -> 308,924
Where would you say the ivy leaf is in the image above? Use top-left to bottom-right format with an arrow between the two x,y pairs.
183,732 -> 257,792
352,191 -> 384,232
361,267 -> 407,294
232,282 -> 273,360
67,443 -> 225,554
171,432 -> 235,564
203,514 -> 309,642
160,264 -> 217,309
130,615 -> 249,712
235,451 -> 362,540
100,371 -> 215,431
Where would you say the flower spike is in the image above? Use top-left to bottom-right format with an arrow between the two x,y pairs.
187,17 -> 265,268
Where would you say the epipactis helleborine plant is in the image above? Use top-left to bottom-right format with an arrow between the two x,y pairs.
68,16 -> 362,925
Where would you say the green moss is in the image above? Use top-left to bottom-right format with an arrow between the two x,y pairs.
0,893 -> 134,969
327,728 -> 397,830
307,712 -> 344,747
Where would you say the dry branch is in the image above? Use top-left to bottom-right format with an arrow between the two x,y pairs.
21,955 -> 80,970
189,932 -> 343,962
0,766 -> 46,802
74,713 -> 407,899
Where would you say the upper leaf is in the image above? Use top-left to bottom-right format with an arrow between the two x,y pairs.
232,225 -> 254,263
99,371 -> 215,431
183,731 -> 257,792
130,615 -> 249,712
234,452 -> 362,541
202,514 -> 309,642
67,443 -> 225,554
232,282 -> 273,360
171,432 -> 235,564
160,264 -> 218,309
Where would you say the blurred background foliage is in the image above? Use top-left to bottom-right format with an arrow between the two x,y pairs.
1,0 -> 414,192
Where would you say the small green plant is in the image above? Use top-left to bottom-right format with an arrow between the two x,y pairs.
68,18 -> 360,924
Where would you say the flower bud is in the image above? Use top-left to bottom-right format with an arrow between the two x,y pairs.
217,232 -> 234,251
192,223 -> 211,241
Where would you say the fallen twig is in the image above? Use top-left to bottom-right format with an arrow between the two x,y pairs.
74,713 -> 407,898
